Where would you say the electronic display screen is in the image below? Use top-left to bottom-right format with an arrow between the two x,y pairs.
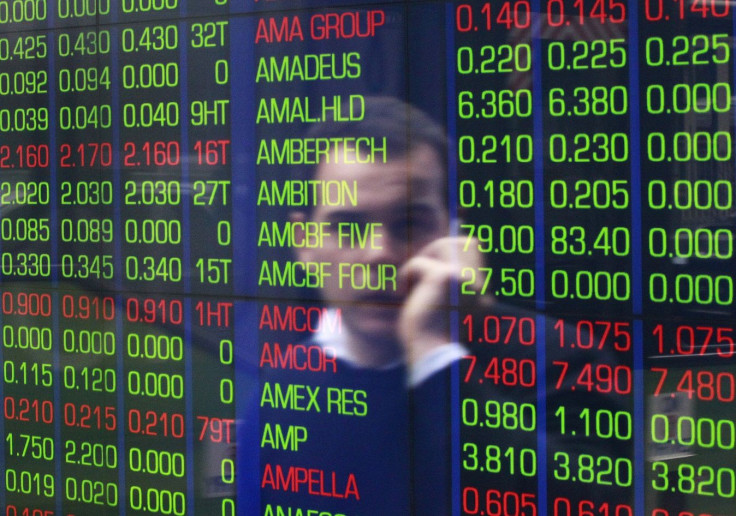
0,0 -> 734,514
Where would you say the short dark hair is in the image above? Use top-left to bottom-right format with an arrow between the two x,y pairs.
307,96 -> 446,162
297,96 -> 448,215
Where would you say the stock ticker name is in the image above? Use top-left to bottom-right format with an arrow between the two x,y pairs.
261,464 -> 360,500
255,11 -> 385,43
260,342 -> 338,373
256,94 -> 365,125
260,382 -> 368,416
258,221 -> 383,249
264,504 -> 346,516
258,261 -> 397,290
257,180 -> 358,208
256,53 -> 361,83
256,137 -> 387,165
258,305 -> 342,333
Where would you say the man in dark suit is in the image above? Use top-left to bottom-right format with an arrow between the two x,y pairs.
258,97 -> 477,515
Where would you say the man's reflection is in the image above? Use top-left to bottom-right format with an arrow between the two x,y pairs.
258,97 -> 467,514
290,96 -> 479,380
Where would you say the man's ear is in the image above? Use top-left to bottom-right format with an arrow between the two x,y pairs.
289,211 -> 312,263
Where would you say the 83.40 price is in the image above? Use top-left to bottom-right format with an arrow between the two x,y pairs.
550,226 -> 629,257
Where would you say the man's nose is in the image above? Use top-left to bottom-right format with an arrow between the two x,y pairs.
362,231 -> 406,266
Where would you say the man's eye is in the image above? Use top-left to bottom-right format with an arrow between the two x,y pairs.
391,216 -> 436,237
389,219 -> 410,236
411,215 -> 438,232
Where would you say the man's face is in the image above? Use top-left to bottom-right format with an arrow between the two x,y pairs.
295,144 -> 448,349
